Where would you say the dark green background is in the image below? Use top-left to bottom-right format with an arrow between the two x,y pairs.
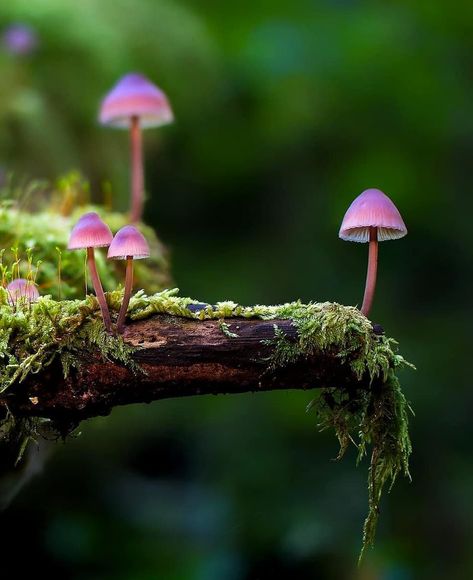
0,1 -> 469,578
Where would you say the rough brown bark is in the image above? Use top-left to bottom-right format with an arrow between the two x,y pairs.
0,315 -> 375,430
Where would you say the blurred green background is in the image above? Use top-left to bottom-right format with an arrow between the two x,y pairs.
0,1 -> 469,578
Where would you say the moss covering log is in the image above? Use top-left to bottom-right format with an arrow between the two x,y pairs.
2,314 -> 384,421
0,288 -> 413,559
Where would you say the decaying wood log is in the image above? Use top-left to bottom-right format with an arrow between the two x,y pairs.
1,314 -> 380,429
2,315 -> 378,422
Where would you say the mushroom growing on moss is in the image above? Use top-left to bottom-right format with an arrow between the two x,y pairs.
6,278 -> 39,305
108,225 -> 150,334
68,212 -> 113,332
339,188 -> 407,317
99,73 -> 174,223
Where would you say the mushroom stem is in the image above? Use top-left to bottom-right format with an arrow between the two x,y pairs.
116,256 -> 134,334
87,247 -> 112,333
130,115 -> 144,223
361,227 -> 378,317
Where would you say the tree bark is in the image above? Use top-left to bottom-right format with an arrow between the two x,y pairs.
0,315 -> 377,431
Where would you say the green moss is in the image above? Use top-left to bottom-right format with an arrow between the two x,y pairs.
312,369 -> 413,562
254,299 -> 413,560
218,321 -> 239,339
0,174 -> 171,299
0,288 -> 136,393
0,286 -> 413,559
128,289 -> 414,560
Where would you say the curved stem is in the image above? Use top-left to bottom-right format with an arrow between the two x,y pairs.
117,257 -> 134,334
130,116 -> 144,223
361,227 -> 378,317
86,248 -> 112,333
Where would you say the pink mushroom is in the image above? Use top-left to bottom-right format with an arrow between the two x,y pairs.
68,212 -> 113,332
107,225 -> 150,334
99,73 -> 173,223
339,188 -> 407,317
3,24 -> 39,56
6,278 -> 39,305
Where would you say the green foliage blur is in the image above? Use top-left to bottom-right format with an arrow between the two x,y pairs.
0,1 -> 470,578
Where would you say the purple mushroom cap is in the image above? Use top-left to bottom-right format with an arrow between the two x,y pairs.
68,212 -> 113,250
7,278 -> 39,303
107,225 -> 150,260
339,188 -> 407,243
99,73 -> 174,129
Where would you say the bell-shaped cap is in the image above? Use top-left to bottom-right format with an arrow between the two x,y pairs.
7,278 -> 39,304
107,225 -> 150,260
99,73 -> 174,129
68,212 -> 113,250
339,188 -> 407,243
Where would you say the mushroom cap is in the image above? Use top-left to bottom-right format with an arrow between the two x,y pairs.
99,73 -> 174,129
3,24 -> 39,56
68,212 -> 113,250
107,225 -> 150,260
7,278 -> 39,303
339,188 -> 407,242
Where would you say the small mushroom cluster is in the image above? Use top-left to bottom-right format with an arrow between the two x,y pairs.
50,71 -> 170,334
61,71 -> 169,333
68,212 -> 150,334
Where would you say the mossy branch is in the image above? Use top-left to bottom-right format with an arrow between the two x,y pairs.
0,289 -> 403,420
2,313 -> 381,422
0,288 -> 413,558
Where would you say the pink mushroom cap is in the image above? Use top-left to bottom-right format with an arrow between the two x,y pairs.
68,212 -> 113,250
99,73 -> 174,129
3,24 -> 39,56
107,225 -> 150,260
7,278 -> 39,303
339,188 -> 407,243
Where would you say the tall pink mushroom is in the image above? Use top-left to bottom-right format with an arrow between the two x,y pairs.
68,212 -> 113,332
107,225 -> 150,334
339,188 -> 407,317
6,278 -> 39,306
99,73 -> 174,223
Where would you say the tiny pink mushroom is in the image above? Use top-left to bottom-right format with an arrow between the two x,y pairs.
68,212 -> 113,332
107,225 -> 150,334
6,278 -> 39,305
99,73 -> 173,223
339,188 -> 407,317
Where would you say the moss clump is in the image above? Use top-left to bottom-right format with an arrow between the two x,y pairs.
0,287 -> 137,394
0,174 -> 171,299
312,370 -> 412,561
